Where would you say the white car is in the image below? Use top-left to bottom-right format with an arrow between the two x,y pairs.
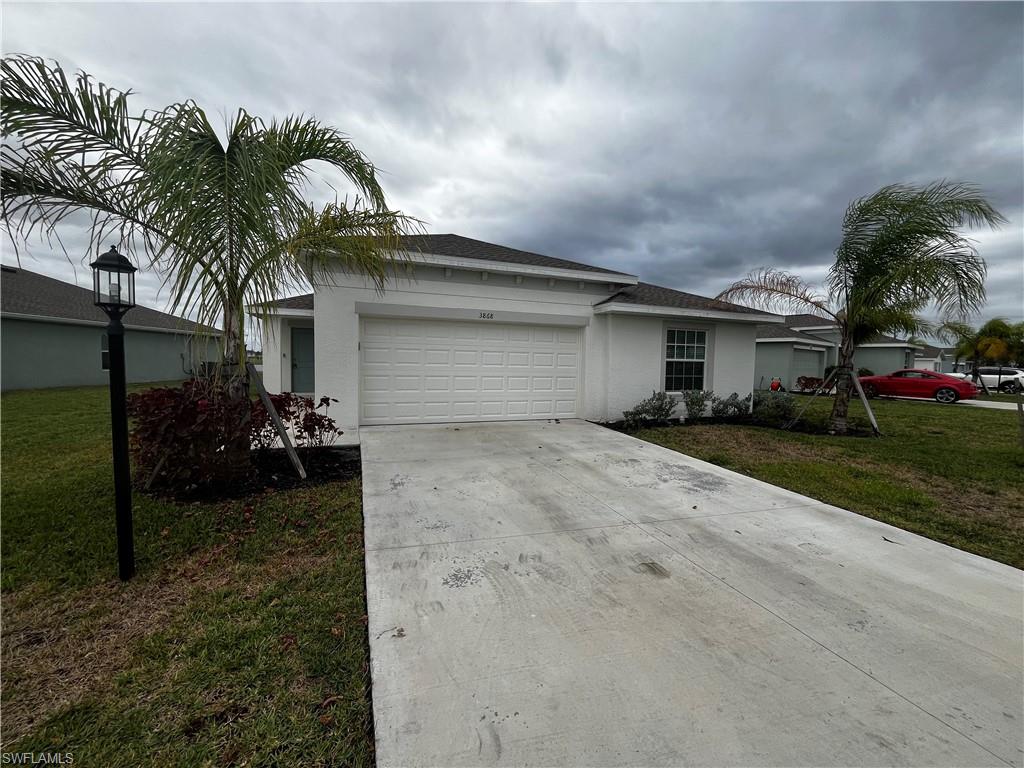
949,366 -> 1024,393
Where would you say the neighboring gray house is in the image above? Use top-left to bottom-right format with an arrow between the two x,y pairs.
753,324 -> 832,391
915,344 -> 965,374
1,265 -> 216,391
755,313 -> 920,390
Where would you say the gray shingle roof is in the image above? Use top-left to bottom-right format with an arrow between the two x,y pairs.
268,236 -> 771,318
863,333 -> 916,346
785,313 -> 836,328
597,282 -> 775,316
271,293 -> 313,310
1,266 -> 217,333
398,234 -> 632,277
915,344 -> 945,358
756,324 -> 831,343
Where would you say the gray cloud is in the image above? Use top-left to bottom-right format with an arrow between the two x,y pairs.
3,1 -> 1021,333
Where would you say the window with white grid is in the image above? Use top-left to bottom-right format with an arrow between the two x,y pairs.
664,329 -> 706,392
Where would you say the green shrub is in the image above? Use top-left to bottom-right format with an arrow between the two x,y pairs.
680,390 -> 714,421
710,392 -> 750,419
752,390 -> 797,425
622,390 -> 677,430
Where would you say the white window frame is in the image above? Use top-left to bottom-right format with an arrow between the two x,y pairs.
664,327 -> 708,393
101,333 -> 110,371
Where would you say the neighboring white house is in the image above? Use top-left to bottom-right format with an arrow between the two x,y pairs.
256,234 -> 782,443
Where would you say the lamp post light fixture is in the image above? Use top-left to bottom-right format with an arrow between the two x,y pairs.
91,245 -> 137,581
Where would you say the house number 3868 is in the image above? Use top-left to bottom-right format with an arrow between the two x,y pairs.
479,312 -> 494,319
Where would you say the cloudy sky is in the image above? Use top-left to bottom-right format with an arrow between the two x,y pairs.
3,1 -> 1022,336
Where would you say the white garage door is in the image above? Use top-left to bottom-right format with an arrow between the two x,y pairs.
359,317 -> 581,425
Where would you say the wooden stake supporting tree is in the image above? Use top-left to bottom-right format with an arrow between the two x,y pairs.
248,363 -> 306,480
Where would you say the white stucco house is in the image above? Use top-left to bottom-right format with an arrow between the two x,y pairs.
257,235 -> 782,444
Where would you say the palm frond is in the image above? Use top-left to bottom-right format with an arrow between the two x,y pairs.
830,181 -> 1002,323
2,54 -> 416,371
1,54 -> 144,168
716,268 -> 835,319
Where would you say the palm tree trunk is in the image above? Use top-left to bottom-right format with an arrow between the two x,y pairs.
828,332 -> 856,434
221,301 -> 251,481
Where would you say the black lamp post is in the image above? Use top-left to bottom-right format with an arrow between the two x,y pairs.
91,245 -> 137,581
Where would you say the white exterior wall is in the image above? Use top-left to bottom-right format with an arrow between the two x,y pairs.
313,265 -> 613,444
604,316 -> 757,420
259,314 -> 314,393
710,322 -> 758,398
605,314 -> 664,419
260,263 -> 768,444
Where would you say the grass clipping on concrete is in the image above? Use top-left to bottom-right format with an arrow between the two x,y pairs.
1,385 -> 375,766
636,397 -> 1024,569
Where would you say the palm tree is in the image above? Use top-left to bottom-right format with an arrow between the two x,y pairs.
940,318 -> 1019,390
718,182 -> 1005,434
1,54 -> 418,472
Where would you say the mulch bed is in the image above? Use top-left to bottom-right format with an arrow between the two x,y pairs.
145,446 -> 362,503
600,417 -> 876,438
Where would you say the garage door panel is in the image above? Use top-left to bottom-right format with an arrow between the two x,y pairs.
393,322 -> 422,339
393,348 -> 422,365
424,376 -> 451,392
452,401 -> 480,417
363,346 -> 391,364
422,402 -> 451,418
531,400 -> 554,416
555,399 -> 577,416
393,376 -> 422,393
364,375 -> 390,392
481,401 -> 504,417
360,318 -> 580,425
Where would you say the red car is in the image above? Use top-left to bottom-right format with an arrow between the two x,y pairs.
859,369 -> 978,404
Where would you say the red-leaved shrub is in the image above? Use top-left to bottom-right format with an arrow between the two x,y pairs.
126,378 -> 250,491
249,393 -> 342,451
127,380 -> 343,492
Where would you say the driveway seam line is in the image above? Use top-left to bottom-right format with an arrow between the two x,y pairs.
365,521 -> 634,552
641,521 -> 1014,768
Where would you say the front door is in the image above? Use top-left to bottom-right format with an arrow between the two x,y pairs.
291,327 -> 315,393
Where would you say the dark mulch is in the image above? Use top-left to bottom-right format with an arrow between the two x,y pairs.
600,417 -> 876,438
145,446 -> 362,503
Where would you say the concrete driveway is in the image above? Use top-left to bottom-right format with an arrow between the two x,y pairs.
361,420 -> 1023,767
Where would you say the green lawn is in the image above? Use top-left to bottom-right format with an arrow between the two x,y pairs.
1,385 -> 374,765
636,397 -> 1024,568
977,391 -> 1023,404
